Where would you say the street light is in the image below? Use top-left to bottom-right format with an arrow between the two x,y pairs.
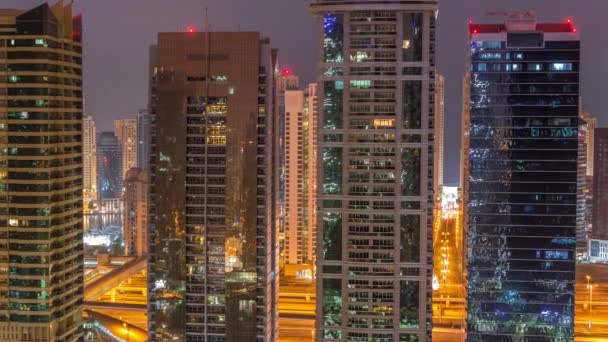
123,322 -> 130,342
586,275 -> 593,329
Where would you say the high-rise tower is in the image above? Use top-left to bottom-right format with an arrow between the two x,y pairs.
434,74 -> 445,193
465,15 -> 580,340
137,109 -> 151,170
97,131 -> 122,212
83,115 -> 97,204
124,168 -> 148,256
310,1 -> 438,340
114,118 -> 138,179
283,84 -> 319,266
0,2 -> 84,341
148,31 -> 279,341
593,128 -> 608,240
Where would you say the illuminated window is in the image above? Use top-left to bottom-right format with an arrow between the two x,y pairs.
349,80 -> 371,89
9,219 -> 18,227
402,39 -> 411,49
228,87 -> 235,95
551,63 -> 573,71
34,38 -> 46,47
373,119 -> 395,128
350,51 -> 369,63
8,75 -> 19,83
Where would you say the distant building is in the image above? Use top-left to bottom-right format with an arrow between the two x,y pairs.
0,2 -> 84,341
84,115 -> 97,202
277,69 -> 300,264
311,1 -> 437,340
588,239 -> 608,263
306,83 -> 318,264
577,112 -> 596,253
123,168 -> 148,256
593,128 -> 608,240
137,109 -> 151,170
465,15 -> 579,339
97,131 -> 123,211
283,84 -> 318,265
148,31 -> 279,341
434,74 -> 445,194
114,118 -> 138,179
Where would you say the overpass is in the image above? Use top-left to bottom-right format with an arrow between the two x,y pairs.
84,301 -> 147,313
85,309 -> 147,341
84,256 -> 146,301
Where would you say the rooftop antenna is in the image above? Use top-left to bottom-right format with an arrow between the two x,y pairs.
486,10 -> 537,21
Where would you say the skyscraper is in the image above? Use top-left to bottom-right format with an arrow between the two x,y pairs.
123,168 -> 148,256
277,69 -> 299,265
97,131 -> 123,212
466,15 -> 579,340
306,83 -> 318,265
148,31 -> 279,341
0,2 -> 83,341
83,115 -> 97,204
114,118 -> 138,179
137,109 -> 151,170
577,111 -> 596,253
283,84 -> 318,266
310,1 -> 438,340
434,74 -> 445,193
593,128 -> 608,240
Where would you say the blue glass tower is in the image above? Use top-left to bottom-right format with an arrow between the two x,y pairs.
465,17 -> 579,341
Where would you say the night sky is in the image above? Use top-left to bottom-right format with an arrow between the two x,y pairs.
5,0 -> 608,184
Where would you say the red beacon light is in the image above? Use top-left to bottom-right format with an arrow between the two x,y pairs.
468,19 -> 473,25
281,68 -> 292,76
187,27 -> 196,34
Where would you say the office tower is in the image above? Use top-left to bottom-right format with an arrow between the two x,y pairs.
114,118 -> 138,179
434,74 -> 445,194
148,31 -> 279,341
311,1 -> 438,341
83,115 -> 97,203
123,168 -> 148,256
593,128 -> 608,240
97,131 -> 123,212
466,16 -> 579,339
137,109 -> 151,170
0,2 -> 83,341
283,84 -> 318,266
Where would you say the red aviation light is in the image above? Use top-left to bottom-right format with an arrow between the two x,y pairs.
187,27 -> 196,34
281,68 -> 292,76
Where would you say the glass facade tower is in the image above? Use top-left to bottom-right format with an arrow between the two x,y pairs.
96,131 -> 122,205
465,18 -> 579,340
0,2 -> 84,341
310,1 -> 438,341
148,32 -> 278,342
